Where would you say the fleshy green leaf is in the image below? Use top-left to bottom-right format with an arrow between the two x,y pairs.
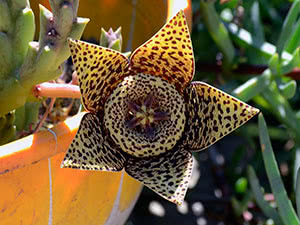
286,19 -> 300,53
278,80 -> 297,99
269,53 -> 281,76
258,113 -> 300,225
296,167 -> 300,217
200,0 -> 235,68
248,166 -> 284,225
228,23 -> 292,63
249,1 -> 265,46
233,69 -> 271,102
276,0 -> 300,55
281,48 -> 300,75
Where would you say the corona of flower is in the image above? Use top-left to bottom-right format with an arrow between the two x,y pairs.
61,11 -> 259,204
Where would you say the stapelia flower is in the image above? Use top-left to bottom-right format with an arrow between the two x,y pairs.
61,11 -> 259,204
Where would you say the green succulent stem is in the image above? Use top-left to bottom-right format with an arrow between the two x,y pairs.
262,82 -> 300,142
276,0 -> 300,56
296,167 -> 300,218
293,147 -> 300,193
14,102 -> 40,132
0,0 -> 89,116
258,113 -> 300,225
0,1 -> 12,32
249,1 -> 265,46
0,78 -> 28,117
200,0 -> 235,69
12,7 -> 35,70
247,166 -> 284,225
233,69 -> 272,102
0,111 -> 16,145
243,124 -> 290,141
286,19 -> 300,53
228,22 -> 292,63
0,32 -> 13,79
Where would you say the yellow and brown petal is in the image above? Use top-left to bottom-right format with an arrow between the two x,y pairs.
125,146 -> 193,205
61,113 -> 125,171
183,82 -> 259,151
130,10 -> 194,92
61,10 -> 259,205
68,39 -> 130,114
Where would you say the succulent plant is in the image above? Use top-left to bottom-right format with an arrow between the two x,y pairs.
0,0 -> 88,116
61,11 -> 259,205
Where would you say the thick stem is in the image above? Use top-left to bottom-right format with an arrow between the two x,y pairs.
33,82 -> 80,99
0,1 -> 88,116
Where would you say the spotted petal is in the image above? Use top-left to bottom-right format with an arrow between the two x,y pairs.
183,82 -> 259,151
68,39 -> 130,113
130,10 -> 194,92
61,113 -> 125,171
125,148 -> 193,205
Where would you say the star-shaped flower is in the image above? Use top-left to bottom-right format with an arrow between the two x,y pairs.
61,11 -> 259,205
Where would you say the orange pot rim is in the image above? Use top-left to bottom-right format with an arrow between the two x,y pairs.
0,112 -> 84,175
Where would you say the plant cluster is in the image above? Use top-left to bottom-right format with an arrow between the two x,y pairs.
2,0 -> 300,224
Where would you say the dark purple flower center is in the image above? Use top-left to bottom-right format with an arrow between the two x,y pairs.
104,73 -> 186,158
126,93 -> 169,137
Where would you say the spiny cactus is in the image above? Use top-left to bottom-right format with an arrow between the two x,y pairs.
0,0 -> 89,116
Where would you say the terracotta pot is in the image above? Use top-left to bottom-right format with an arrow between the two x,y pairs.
0,1 -> 192,224
0,113 -> 143,225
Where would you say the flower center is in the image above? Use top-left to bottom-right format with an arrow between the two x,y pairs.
104,73 -> 186,158
126,93 -> 169,137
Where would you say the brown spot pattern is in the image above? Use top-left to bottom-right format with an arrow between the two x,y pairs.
68,39 -> 130,113
104,73 -> 186,158
61,113 -> 125,171
183,82 -> 260,151
125,147 -> 193,205
130,10 -> 194,93
61,11 -> 259,205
